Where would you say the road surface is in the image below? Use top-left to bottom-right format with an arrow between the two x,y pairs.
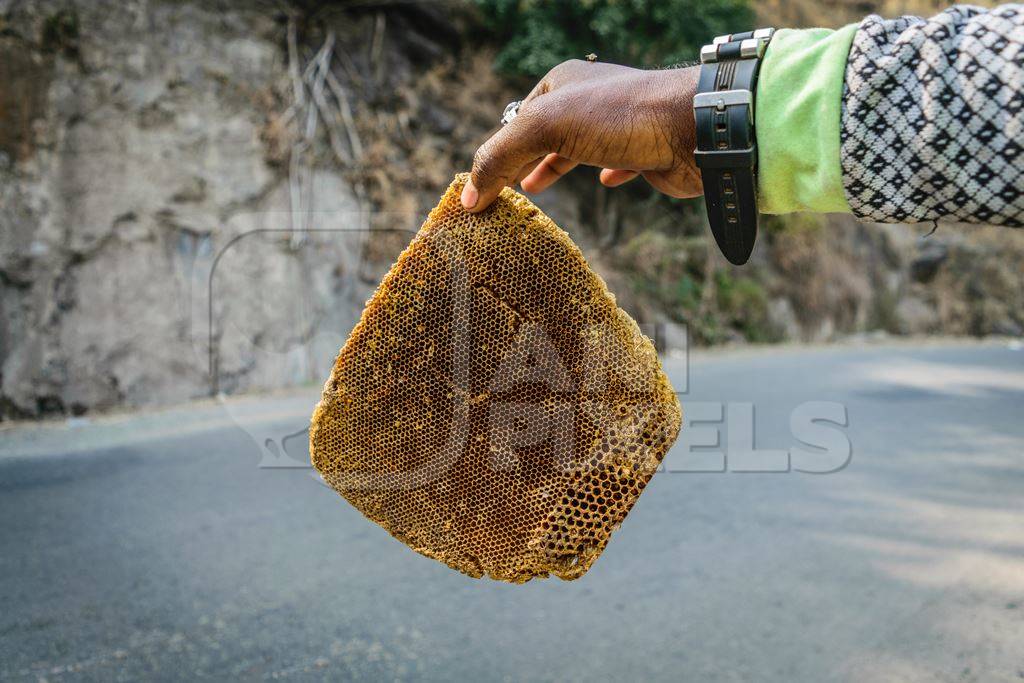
2,342 -> 1023,681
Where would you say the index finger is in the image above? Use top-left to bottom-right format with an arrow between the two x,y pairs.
463,107 -> 552,212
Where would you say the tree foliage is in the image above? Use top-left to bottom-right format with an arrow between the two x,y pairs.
475,0 -> 755,77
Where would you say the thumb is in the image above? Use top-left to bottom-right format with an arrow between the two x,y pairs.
463,111 -> 550,213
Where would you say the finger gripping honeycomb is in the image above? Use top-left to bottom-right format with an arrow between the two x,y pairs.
310,174 -> 681,583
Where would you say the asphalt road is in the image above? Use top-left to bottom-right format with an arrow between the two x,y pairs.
2,342 -> 1023,682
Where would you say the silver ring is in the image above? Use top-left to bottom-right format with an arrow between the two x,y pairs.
501,100 -> 522,126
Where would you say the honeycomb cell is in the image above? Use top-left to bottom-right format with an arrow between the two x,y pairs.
310,174 -> 681,583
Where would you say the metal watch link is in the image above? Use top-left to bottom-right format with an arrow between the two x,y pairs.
694,27 -> 774,265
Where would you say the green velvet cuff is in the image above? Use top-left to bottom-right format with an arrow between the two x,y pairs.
755,25 -> 858,215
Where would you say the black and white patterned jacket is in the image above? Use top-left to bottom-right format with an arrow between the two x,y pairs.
841,4 -> 1024,226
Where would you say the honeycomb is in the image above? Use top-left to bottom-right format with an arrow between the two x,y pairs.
310,174 -> 681,583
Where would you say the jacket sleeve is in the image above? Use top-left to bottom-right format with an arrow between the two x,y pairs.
840,4 -> 1024,226
756,26 -> 859,215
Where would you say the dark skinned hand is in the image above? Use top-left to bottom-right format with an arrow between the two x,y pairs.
461,59 -> 703,212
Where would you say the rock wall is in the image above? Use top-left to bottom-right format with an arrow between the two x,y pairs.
0,1 -> 392,417
759,216 -> 1024,342
2,0 -> 1021,419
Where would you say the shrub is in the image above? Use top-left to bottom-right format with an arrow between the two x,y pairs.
475,0 -> 755,77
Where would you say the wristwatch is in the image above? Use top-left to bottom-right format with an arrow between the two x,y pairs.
694,28 -> 774,265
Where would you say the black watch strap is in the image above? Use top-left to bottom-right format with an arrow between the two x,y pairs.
694,28 -> 774,265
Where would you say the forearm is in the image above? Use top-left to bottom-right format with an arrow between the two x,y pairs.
759,4 -> 1024,227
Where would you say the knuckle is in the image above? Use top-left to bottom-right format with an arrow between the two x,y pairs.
472,144 -> 499,179
519,98 -> 556,137
472,144 -> 489,166
515,102 -> 546,130
545,59 -> 582,80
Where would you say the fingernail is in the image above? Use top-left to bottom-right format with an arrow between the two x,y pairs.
461,181 -> 478,210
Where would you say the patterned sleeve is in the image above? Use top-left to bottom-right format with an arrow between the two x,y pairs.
840,4 -> 1024,226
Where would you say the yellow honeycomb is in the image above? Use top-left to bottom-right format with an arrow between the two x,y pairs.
310,174 -> 681,582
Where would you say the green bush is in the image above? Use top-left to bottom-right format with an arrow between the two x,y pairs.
715,270 -> 781,343
475,0 -> 755,77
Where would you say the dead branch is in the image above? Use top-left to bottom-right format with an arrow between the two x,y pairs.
325,69 -> 364,161
370,12 -> 386,84
287,14 -> 304,108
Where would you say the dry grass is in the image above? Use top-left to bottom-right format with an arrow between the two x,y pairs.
352,49 -> 512,265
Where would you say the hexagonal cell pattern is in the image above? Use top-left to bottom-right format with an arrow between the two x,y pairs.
310,174 -> 681,583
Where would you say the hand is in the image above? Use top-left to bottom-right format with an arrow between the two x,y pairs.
462,60 -> 703,212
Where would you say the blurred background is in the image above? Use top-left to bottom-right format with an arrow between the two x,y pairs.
2,1 -> 1023,681
1,0 -> 1017,419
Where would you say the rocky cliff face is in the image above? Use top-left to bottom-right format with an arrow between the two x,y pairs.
0,0 -> 494,418
2,0 -> 1021,419
2,2 -> 342,415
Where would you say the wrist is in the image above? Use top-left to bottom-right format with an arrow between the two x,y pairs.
648,66 -> 700,154
693,29 -> 775,265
